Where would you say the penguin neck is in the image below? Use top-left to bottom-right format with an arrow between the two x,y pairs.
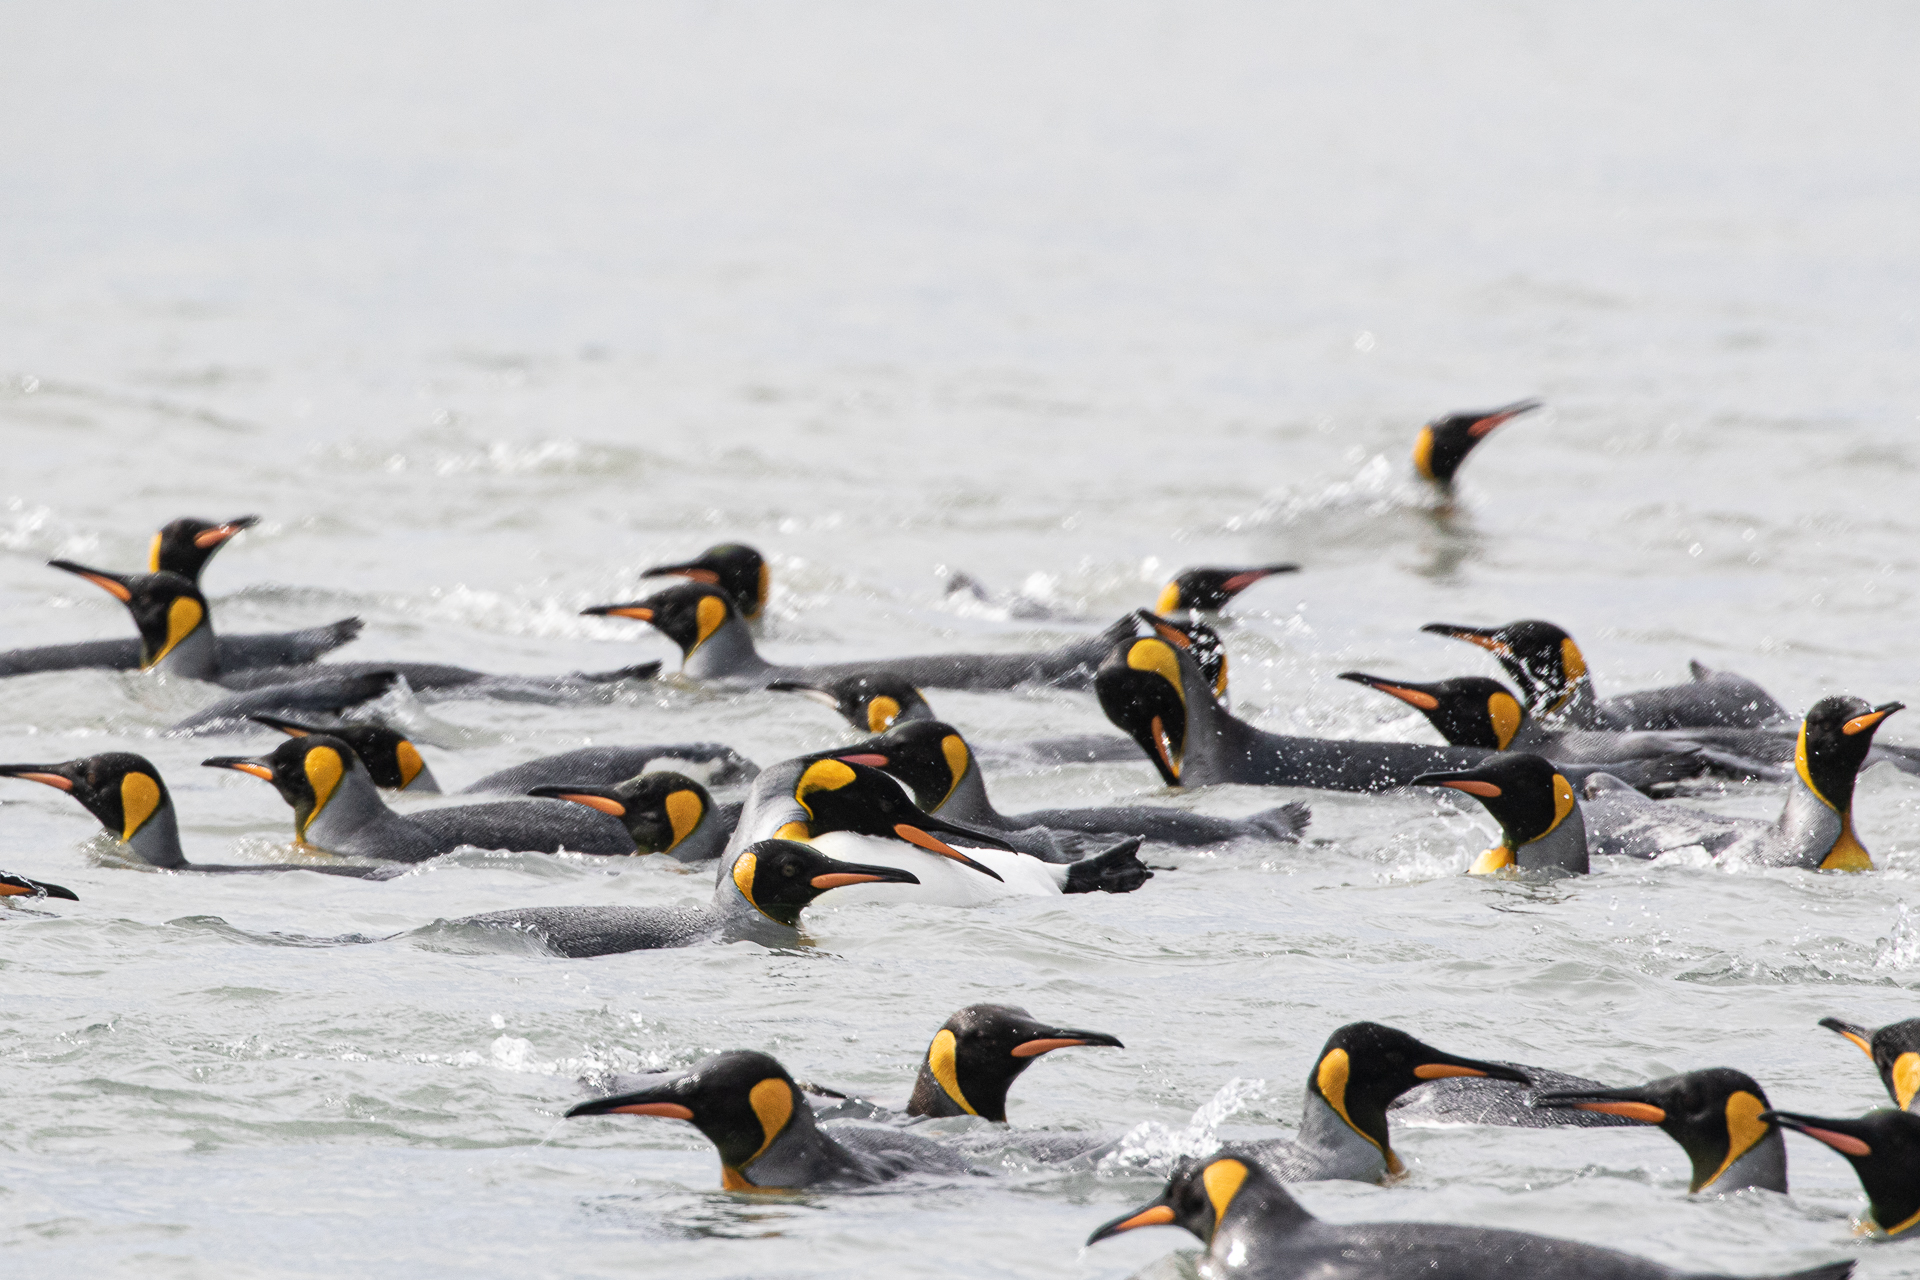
680,615 -> 769,680
933,759 -> 1001,825
667,805 -> 730,864
1209,1177 -> 1316,1264
125,804 -> 188,869
1769,776 -> 1865,870
1695,1125 -> 1788,1195
1174,659 -> 1247,788
150,621 -> 220,680
906,1061 -> 985,1120
1513,805 -> 1589,874
1296,1089 -> 1392,1181
1867,1178 -> 1920,1239
403,762 -> 442,793
301,771 -> 404,852
727,1104 -> 860,1190
1534,671 -> 1602,729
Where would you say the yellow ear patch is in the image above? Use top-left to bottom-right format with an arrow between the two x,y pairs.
394,741 -> 425,788
732,851 -> 762,913
1541,774 -> 1576,837
753,561 -> 771,617
1700,1090 -> 1770,1191
1559,638 -> 1588,684
1894,1054 -> 1920,1111
745,1078 -> 794,1164
1155,582 -> 1182,614
1315,1047 -> 1384,1155
867,695 -> 902,733
795,759 -> 857,811
1488,693 -> 1523,749
692,594 -> 728,650
1411,426 -> 1437,479
1127,639 -> 1185,703
304,746 -> 345,819
664,789 -> 704,850
939,734 -> 970,807
927,1028 -> 977,1115
147,532 -> 164,573
1201,1158 -> 1249,1230
120,772 -> 162,839
147,596 -> 204,667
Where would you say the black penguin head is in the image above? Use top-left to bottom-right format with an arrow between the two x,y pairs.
1308,1022 -> 1529,1167
777,757 -> 1012,879
1154,564 -> 1298,614
906,1003 -> 1124,1123
1412,399 -> 1540,484
1422,618 -> 1585,713
1135,610 -> 1229,700
150,514 -> 258,582
203,735 -> 362,840
1797,697 -> 1901,817
0,871 -> 78,901
1341,672 -> 1526,750
642,543 -> 768,620
724,838 -> 920,926
766,672 -> 934,733
1095,636 -> 1189,785
1820,1017 -> 1920,1112
836,720 -> 974,813
582,581 -> 736,658
528,772 -> 714,853
567,1049 -> 808,1188
49,561 -> 210,671
250,715 -> 430,791
1087,1151 -> 1310,1248
1537,1068 -> 1778,1192
1414,752 -> 1578,873
0,753 -> 173,842
1765,1107 -> 1920,1236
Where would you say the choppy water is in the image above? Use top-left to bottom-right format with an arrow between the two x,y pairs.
5,3 -> 1920,1277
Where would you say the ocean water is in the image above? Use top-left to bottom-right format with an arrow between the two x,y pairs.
4,3 -> 1920,1277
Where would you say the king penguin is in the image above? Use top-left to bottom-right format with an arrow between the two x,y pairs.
1765,1107 -> 1920,1238
1537,1068 -> 1789,1194
1,872 -> 79,900
1154,564 -> 1299,615
527,772 -> 736,863
1411,399 -> 1541,487
642,543 -> 769,621
1818,1017 -> 1920,1112
1414,752 -> 1590,875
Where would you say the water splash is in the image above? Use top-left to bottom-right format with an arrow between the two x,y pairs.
1874,903 -> 1920,970
1098,1076 -> 1269,1174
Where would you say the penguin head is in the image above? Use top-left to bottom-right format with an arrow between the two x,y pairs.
1765,1107 -> 1920,1236
202,735 -> 365,841
1422,618 -> 1585,714
528,772 -> 715,854
1135,609 -> 1229,700
722,838 -> 920,926
150,514 -> 258,581
1154,564 -> 1298,615
1414,752 -> 1580,875
1095,636 -> 1190,785
642,543 -> 768,620
49,561 -> 212,673
1087,1151 -> 1311,1248
0,753 -> 173,843
0,871 -> 78,901
1340,672 -> 1527,750
775,757 -> 1012,881
1820,1017 -> 1920,1111
1797,697 -> 1901,817
836,720 -> 974,813
250,715 -> 434,791
766,672 -> 934,733
567,1049 -> 809,1189
583,581 -> 737,659
1537,1068 -> 1779,1192
906,1003 -> 1124,1123
1411,399 -> 1540,484
1308,1022 -> 1529,1168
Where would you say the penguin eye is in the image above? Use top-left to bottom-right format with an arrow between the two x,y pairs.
780,859 -> 799,878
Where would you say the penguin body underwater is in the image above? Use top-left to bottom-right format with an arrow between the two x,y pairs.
1425,619 -> 1786,730
567,1049 -> 973,1189
1765,1106 -> 1920,1238
0,753 -> 395,877
1087,1150 -> 1852,1280
1818,1016 -> 1920,1111
1536,1068 -> 1789,1194
204,736 -> 637,861
0,516 -> 363,678
1096,634 -> 1703,795
585,580 -> 1131,692
723,752 -> 1151,905
642,543 -> 769,621
453,838 -> 918,957
1411,399 -> 1541,487
843,719 -> 1311,852
528,772 -> 736,863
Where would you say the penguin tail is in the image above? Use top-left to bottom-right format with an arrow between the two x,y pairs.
1063,837 -> 1152,894
572,661 -> 663,684
1250,802 -> 1310,842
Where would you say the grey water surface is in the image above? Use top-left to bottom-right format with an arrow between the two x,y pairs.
4,3 -> 1920,1277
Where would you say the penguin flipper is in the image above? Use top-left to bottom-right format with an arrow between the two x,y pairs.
166,670 -> 401,736
1062,837 -> 1151,894
1251,802 -> 1312,840
0,636 -> 144,676
213,618 -> 365,671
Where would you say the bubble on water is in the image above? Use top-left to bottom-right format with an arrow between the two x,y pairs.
1874,903 -> 1920,970
1098,1076 -> 1268,1174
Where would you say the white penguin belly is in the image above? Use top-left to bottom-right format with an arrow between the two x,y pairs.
804,833 -> 1066,905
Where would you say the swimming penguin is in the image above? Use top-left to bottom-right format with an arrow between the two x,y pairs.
567,1049 -> 972,1189
642,543 -> 769,621
901,1003 -> 1124,1123
1414,753 -> 1589,875
2,526 -> 362,680
1765,1107 -> 1920,1238
160,669 -> 406,738
1,872 -> 78,900
454,838 -> 918,957
46,561 -> 656,700
1424,619 -> 1787,730
527,773 -> 735,863
584,580 -> 1130,691
1579,697 -> 1901,870
460,742 -> 760,794
0,754 -> 394,877
1087,1150 -> 1852,1280
250,713 -> 440,791
1411,399 -> 1542,486
723,753 -> 1151,905
1154,565 -> 1299,615
843,720 -> 1310,851
203,735 -> 635,861
768,672 -> 937,733
1239,1021 -> 1529,1183
1534,1069 -> 1788,1194
1096,635 -> 1699,795
1818,1017 -> 1920,1111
